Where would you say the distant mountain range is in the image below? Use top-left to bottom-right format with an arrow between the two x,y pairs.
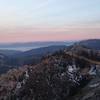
0,41 -> 74,51
0,39 -> 100,74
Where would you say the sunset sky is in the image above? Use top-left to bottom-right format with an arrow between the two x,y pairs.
0,0 -> 100,43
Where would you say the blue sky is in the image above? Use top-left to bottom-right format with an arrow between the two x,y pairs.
0,0 -> 100,27
0,0 -> 100,42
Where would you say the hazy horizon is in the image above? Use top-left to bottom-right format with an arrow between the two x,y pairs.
0,40 -> 79,44
0,41 -> 74,51
0,38 -> 98,44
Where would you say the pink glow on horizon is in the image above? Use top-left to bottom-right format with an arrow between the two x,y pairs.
0,26 -> 100,43
0,32 -> 100,43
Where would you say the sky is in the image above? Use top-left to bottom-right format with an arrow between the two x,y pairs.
0,0 -> 100,43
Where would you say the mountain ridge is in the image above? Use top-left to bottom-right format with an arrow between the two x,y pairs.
79,39 -> 100,50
